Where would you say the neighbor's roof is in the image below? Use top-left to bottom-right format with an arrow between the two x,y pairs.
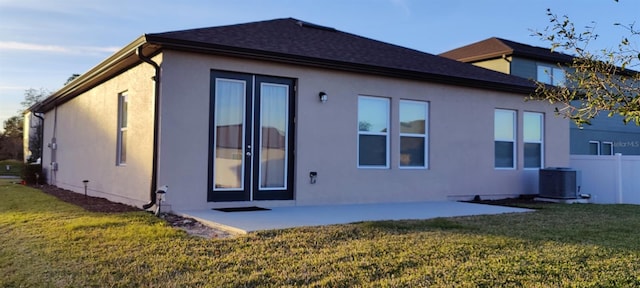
440,37 -> 574,64
33,18 -> 537,113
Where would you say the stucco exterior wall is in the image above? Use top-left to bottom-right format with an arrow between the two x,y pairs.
158,50 -> 569,210
41,57 -> 158,207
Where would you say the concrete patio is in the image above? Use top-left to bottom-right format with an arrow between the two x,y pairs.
177,201 -> 532,234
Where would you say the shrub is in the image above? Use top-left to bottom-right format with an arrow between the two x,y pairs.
21,164 -> 45,185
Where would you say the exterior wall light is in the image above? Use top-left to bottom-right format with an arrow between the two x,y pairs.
319,92 -> 328,103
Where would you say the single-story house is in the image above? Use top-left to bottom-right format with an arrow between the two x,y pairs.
29,18 -> 569,211
440,37 -> 640,156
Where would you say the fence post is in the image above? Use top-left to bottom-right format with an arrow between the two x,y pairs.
616,153 -> 623,204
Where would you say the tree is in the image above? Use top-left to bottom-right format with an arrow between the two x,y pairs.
21,88 -> 50,162
0,116 -> 24,160
531,6 -> 640,126
65,74 -> 80,85
20,88 -> 49,112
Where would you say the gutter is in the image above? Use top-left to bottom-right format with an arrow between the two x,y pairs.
136,44 -> 161,210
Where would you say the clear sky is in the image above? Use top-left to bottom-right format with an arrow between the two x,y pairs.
1,0 -> 638,131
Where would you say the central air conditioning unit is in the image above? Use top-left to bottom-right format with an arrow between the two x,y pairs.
539,168 -> 581,199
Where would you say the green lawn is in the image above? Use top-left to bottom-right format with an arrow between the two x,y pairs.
0,159 -> 23,177
1,179 -> 639,287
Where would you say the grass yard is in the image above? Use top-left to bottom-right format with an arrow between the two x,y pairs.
0,159 -> 23,177
1,179 -> 640,287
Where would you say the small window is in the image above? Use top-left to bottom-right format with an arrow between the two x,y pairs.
116,92 -> 128,165
537,64 -> 565,86
601,142 -> 614,155
523,112 -> 543,168
588,141 -> 614,155
495,109 -> 516,169
588,141 -> 600,155
358,96 -> 389,168
399,100 -> 428,168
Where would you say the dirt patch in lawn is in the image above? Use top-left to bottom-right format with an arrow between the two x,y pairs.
36,184 -> 233,239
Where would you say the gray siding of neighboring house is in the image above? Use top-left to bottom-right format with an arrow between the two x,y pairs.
472,57 -> 540,81
570,115 -> 640,155
503,57 -> 640,155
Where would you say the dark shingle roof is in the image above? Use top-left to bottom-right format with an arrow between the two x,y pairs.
33,19 -> 542,113
439,37 -> 574,64
146,18 -> 536,93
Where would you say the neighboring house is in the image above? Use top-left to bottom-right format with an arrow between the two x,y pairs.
29,19 -> 569,211
22,111 -> 43,163
440,37 -> 640,155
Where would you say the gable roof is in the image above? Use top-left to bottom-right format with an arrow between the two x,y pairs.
439,37 -> 574,64
33,18 -> 537,113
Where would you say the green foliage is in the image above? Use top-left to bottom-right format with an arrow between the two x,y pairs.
0,160 -> 23,176
21,163 -> 45,184
531,6 -> 640,126
1,180 -> 640,287
20,88 -> 49,112
1,116 -> 23,138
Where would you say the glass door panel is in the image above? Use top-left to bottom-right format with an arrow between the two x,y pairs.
213,79 -> 246,190
259,83 -> 288,190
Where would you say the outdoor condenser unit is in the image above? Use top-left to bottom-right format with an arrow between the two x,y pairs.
539,168 -> 581,199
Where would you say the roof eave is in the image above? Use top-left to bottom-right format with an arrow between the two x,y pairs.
146,36 -> 535,95
33,35 -> 155,113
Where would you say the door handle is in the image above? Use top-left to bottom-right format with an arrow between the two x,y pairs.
246,152 -> 252,157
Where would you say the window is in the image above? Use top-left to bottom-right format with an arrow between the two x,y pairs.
116,92 -> 128,165
588,141 -> 600,155
588,140 -> 614,155
358,96 -> 389,168
495,109 -> 516,169
537,64 -> 566,86
523,112 -> 544,168
399,100 -> 428,168
601,141 -> 614,155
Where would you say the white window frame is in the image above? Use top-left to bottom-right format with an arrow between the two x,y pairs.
357,95 -> 390,169
536,64 -> 566,86
588,141 -> 600,155
601,141 -> 614,155
494,109 -> 516,169
116,92 -> 128,166
588,140 -> 615,155
523,112 -> 544,169
212,78 -> 247,191
258,82 -> 289,190
399,100 -> 428,169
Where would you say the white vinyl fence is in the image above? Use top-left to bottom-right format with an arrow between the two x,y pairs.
570,154 -> 640,204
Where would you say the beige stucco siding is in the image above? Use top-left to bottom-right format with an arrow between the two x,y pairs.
158,50 -> 569,210
472,57 -> 511,75
41,57 -> 157,207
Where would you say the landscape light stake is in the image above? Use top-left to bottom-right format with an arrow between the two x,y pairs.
82,180 -> 89,202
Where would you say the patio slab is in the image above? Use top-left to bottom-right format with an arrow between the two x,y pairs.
177,201 -> 532,234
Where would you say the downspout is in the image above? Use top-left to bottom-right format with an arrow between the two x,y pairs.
137,45 -> 161,210
33,113 -> 44,162
33,112 -> 45,184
